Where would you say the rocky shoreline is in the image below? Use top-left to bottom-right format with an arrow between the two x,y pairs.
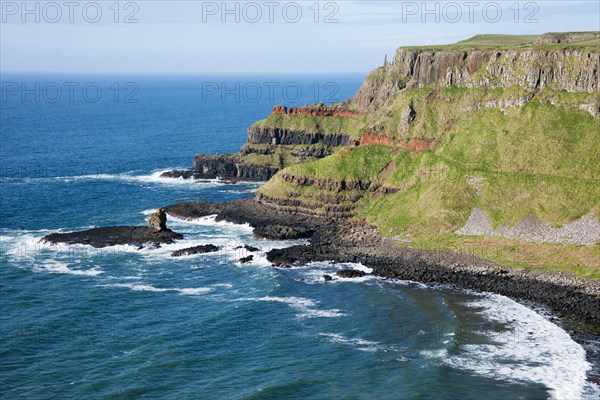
164,199 -> 600,328
41,196 -> 600,380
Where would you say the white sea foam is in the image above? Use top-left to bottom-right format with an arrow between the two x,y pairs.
236,296 -> 346,318
167,214 -> 253,231
177,287 -> 212,295
288,261 -> 377,284
4,168 -> 259,188
319,333 -> 398,353
424,294 -> 593,400
32,261 -> 103,276
211,283 -> 233,289
103,283 -> 212,296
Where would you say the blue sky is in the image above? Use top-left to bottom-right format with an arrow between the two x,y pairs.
1,1 -> 599,74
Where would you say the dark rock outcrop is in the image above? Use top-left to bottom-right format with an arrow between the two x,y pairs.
43,209 -> 182,248
236,244 -> 261,252
336,269 -> 366,278
164,201 -> 226,220
42,226 -> 183,248
247,126 -> 350,146
265,222 -> 600,325
253,225 -> 315,240
160,169 -> 196,179
239,255 -> 254,263
171,244 -> 219,257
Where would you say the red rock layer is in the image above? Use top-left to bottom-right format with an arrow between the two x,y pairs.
357,132 -> 439,152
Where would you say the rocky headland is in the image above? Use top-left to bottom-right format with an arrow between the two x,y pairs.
44,32 -> 600,328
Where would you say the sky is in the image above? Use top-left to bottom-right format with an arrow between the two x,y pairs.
1,0 -> 599,74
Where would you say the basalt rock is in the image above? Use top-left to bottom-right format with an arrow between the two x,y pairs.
183,154 -> 280,182
253,225 -> 315,240
163,201 -> 227,220
247,126 -> 350,146
351,45 -> 600,112
171,244 -> 219,257
235,244 -> 261,252
336,269 -> 366,278
239,255 -> 254,264
42,226 -> 183,249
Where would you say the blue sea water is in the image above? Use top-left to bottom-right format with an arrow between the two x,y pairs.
0,74 -> 598,399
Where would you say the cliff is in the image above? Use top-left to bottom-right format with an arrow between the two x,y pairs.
348,33 -> 600,114
254,33 -> 600,277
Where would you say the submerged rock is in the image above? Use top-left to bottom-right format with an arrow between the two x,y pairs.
235,244 -> 261,252
171,244 -> 219,257
323,275 -> 333,282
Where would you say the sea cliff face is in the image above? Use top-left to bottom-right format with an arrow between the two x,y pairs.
246,126 -> 350,146
351,38 -> 600,112
191,154 -> 280,181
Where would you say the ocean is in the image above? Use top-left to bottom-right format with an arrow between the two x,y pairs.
0,74 -> 597,399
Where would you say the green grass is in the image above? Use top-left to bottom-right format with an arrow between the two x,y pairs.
400,32 -> 600,51
438,100 -> 600,179
401,235 -> 600,279
284,145 -> 395,181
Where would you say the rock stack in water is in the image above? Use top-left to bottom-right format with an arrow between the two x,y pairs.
148,208 -> 168,231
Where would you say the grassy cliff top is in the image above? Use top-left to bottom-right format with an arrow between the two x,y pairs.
400,32 -> 600,51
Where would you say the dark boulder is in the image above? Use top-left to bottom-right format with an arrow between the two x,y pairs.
171,244 -> 219,257
236,244 -> 261,252
239,255 -> 254,264
336,269 -> 366,278
163,201 -> 226,220
253,225 -> 315,240
160,169 -> 195,179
